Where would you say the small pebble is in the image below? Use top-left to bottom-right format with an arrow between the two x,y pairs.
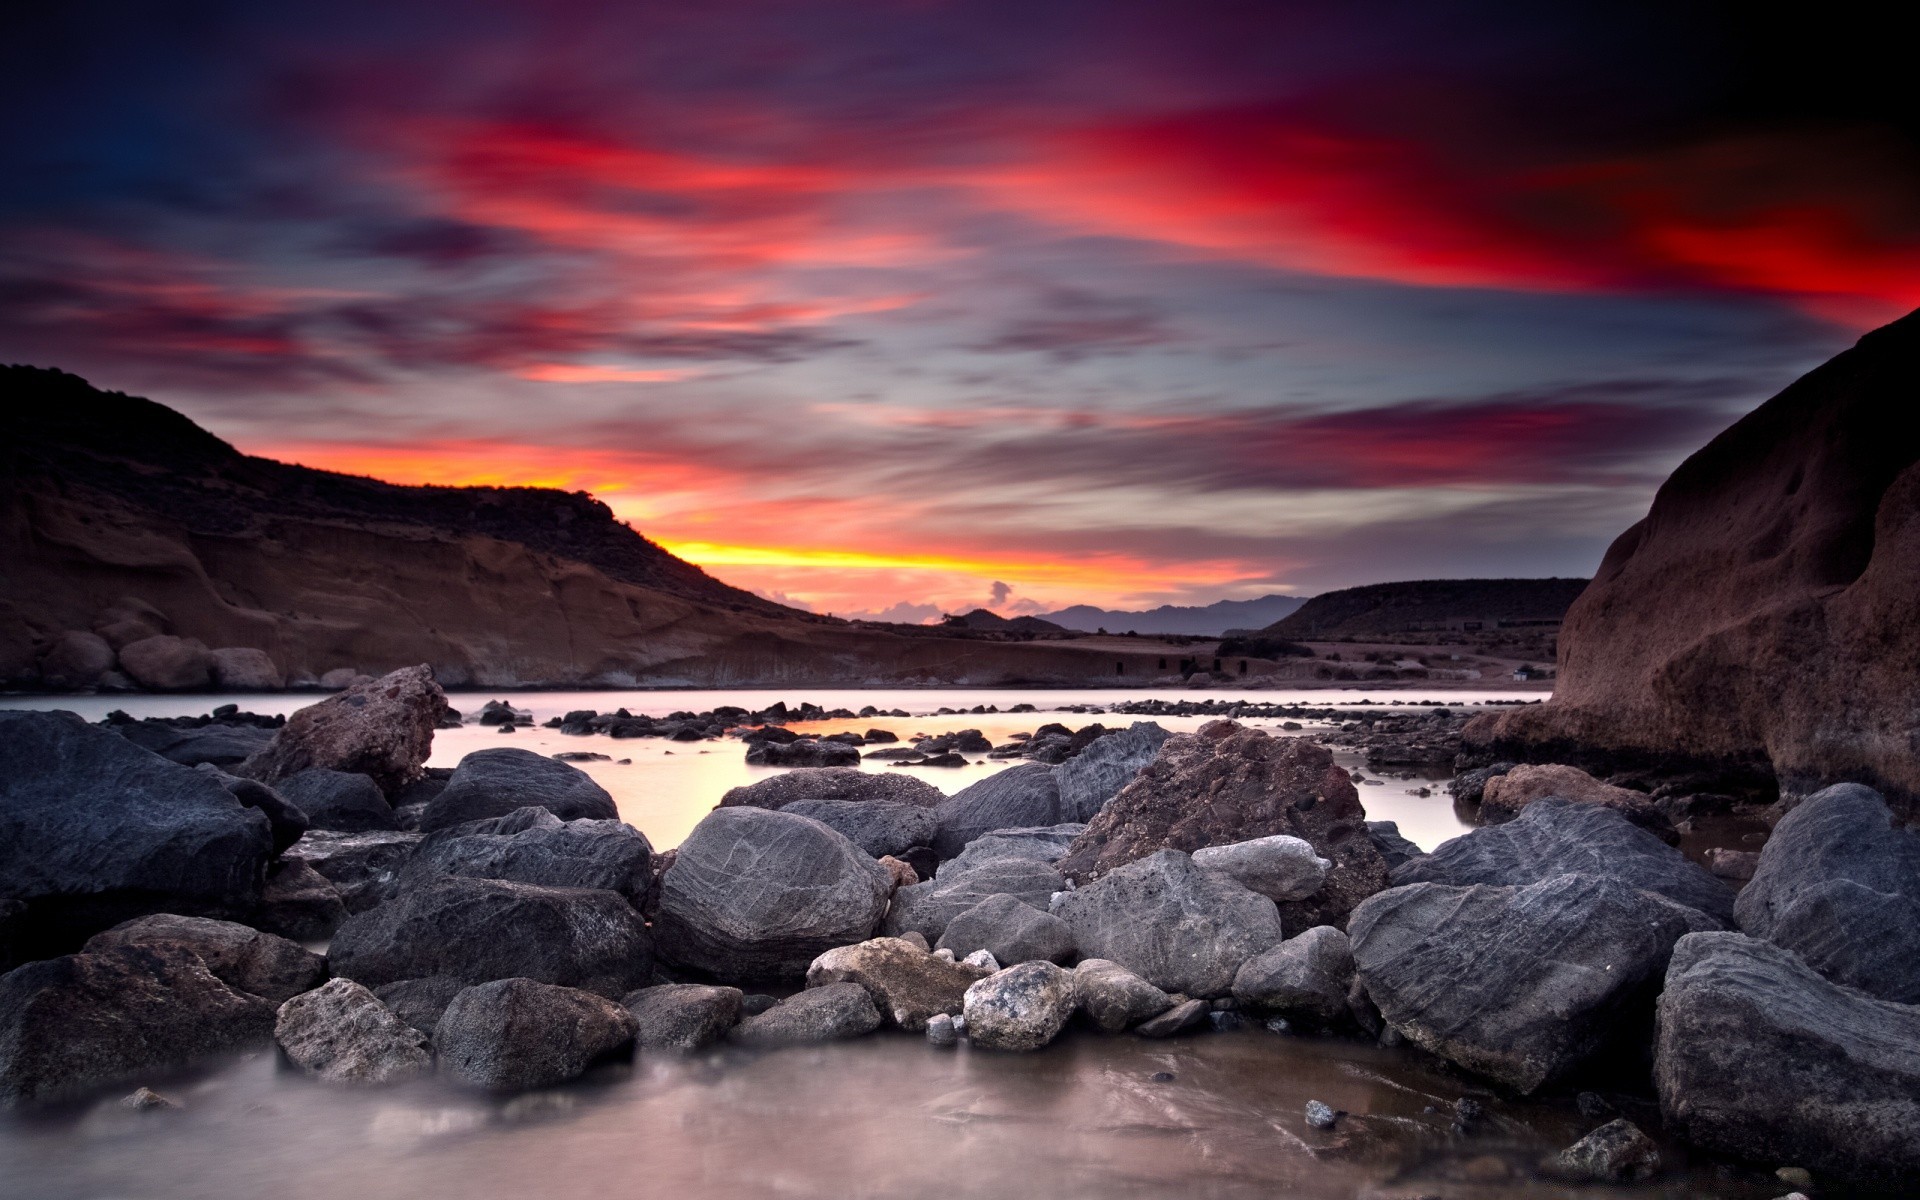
898,931 -> 930,952
1264,1016 -> 1293,1035
925,1014 -> 958,1047
1304,1100 -> 1341,1130
962,949 -> 1000,972
932,948 -> 956,963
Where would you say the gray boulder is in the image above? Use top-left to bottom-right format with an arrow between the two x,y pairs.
274,979 -> 432,1085
404,807 -> 653,904
196,765 -> 310,853
281,830 -> 423,913
121,722 -> 277,768
0,944 -> 275,1107
963,961 -> 1078,1051
1136,997 -> 1210,1038
935,894 -> 1075,965
1734,782 -> 1920,1003
1050,850 -> 1284,997
933,764 -> 1071,859
804,937 -> 990,1030
781,798 -> 939,859
941,824 -> 1085,874
1391,797 -> 1734,925
730,982 -> 882,1045
882,856 -> 1067,944
745,740 -> 860,768
1656,931 -> 1920,1180
421,748 -> 617,832
622,984 -> 743,1051
1053,723 -> 1170,819
1231,925 -> 1354,1025
253,861 -> 347,942
654,807 -> 890,982
374,976 -> 466,1037
85,914 -> 325,1004
1365,820 -> 1423,870
328,876 -> 653,997
1351,873 -> 1719,1093
1073,959 -> 1174,1033
0,710 -> 274,950
435,978 -> 637,1090
719,768 -> 943,810
277,768 -> 399,833
240,664 -> 443,796
1192,834 -> 1329,902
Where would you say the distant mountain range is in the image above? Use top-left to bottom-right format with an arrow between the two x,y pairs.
1037,594 -> 1308,636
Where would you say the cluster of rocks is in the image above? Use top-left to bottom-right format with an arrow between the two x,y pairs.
27,599 -> 291,693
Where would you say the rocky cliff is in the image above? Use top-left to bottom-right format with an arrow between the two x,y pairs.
1464,310 -> 1920,814
1264,578 -> 1587,640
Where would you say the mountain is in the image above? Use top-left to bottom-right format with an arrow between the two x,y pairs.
948,609 -> 1067,633
1039,594 -> 1307,635
1264,578 -> 1588,640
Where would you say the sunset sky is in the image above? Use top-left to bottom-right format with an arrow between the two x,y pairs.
4,1 -> 1915,619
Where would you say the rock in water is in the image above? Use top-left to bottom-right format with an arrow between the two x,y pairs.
932,764 -> 1071,859
275,769 -> 399,833
240,664 -> 443,796
274,979 -> 432,1085
745,740 -> 860,768
118,635 -> 212,690
1350,873 -> 1719,1093
0,710 -> 274,951
0,944 -> 275,1107
653,807 -> 890,982
935,894 -> 1076,965
622,984 -> 743,1051
1072,959 -> 1173,1033
1050,850 -> 1283,997
1463,312 -> 1920,814
805,938 -> 990,1030
719,768 -> 943,810
1231,926 -> 1354,1026
1391,797 -> 1734,926
962,962 -> 1078,1051
1135,997 -> 1210,1038
435,978 -> 637,1090
882,856 -> 1068,944
374,977 -> 467,1036
420,748 -> 618,832
1057,723 -> 1388,930
328,876 -> 653,996
1478,763 -> 1675,842
85,914 -> 325,1004
780,798 -> 939,859
404,807 -> 654,904
1656,931 -> 1920,1180
1733,782 -> 1920,1002
730,982 -> 882,1045
1053,723 -> 1171,819
1554,1118 -> 1662,1183
1365,821 -> 1422,870
1192,835 -> 1329,902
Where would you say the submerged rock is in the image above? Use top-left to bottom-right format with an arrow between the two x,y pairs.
1553,1118 -> 1662,1184
274,978 -> 432,1085
962,961 -> 1078,1051
622,983 -> 743,1051
85,914 -> 325,1004
435,978 -> 637,1091
730,982 -> 882,1045
421,748 -> 618,832
240,664 -> 442,796
745,740 -> 860,768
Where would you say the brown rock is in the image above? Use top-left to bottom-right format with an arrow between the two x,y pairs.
118,635 -> 212,691
804,937 -> 989,1030
877,855 -> 919,891
1479,763 -> 1676,843
1057,722 -> 1389,928
1465,311 -> 1920,815
239,665 -> 443,795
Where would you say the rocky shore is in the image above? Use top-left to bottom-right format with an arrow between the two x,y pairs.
3,663 -> 1914,1191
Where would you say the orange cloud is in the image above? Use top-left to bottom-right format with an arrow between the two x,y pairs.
516,364 -> 704,383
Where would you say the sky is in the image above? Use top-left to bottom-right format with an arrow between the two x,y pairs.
3,1 -> 1916,620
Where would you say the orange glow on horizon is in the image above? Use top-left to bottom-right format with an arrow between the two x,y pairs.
515,363 -> 704,383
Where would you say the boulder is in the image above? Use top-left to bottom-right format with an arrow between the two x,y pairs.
935,894 -> 1075,965
121,721 -> 277,768
780,798 -> 939,859
1479,763 -> 1675,842
932,764 -> 1072,859
404,807 -> 653,904
209,647 -> 284,691
941,823 -> 1085,874
1656,931 -> 1920,1180
1733,782 -> 1920,1002
118,635 -> 212,691
1050,850 -> 1284,997
1365,820 -> 1423,870
1072,959 -> 1174,1033
1350,873 -> 1719,1093
0,710 -> 274,952
1192,834 -> 1329,902
421,748 -> 618,832
805,937 -> 990,1030
253,861 -> 347,942
240,664 -> 443,796
373,976 -> 466,1036
745,740 -> 860,768
1231,925 -> 1354,1025
730,982 -> 882,1045
197,765 -> 310,853
36,630 -> 115,690
1554,1119 -> 1662,1184
882,856 -> 1067,944
328,876 -> 653,997
1053,722 -> 1171,819
85,914 -> 325,1004
1057,724 -> 1389,930
653,807 -> 890,982
962,961 -> 1078,1051
1136,997 -> 1210,1038
435,978 -> 637,1090
622,983 -> 743,1051
274,978 -> 432,1084
0,944 -> 275,1107
276,768 -> 399,833
281,830 -> 423,913
719,768 -> 943,810
1391,797 -> 1735,926
1462,312 -> 1920,816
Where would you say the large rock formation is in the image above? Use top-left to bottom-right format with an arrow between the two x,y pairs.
1463,311 -> 1920,811
404,807 -> 654,903
84,914 -> 326,1004
240,665 -> 443,795
419,747 -> 618,831
1057,723 -> 1388,929
435,978 -> 637,1090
